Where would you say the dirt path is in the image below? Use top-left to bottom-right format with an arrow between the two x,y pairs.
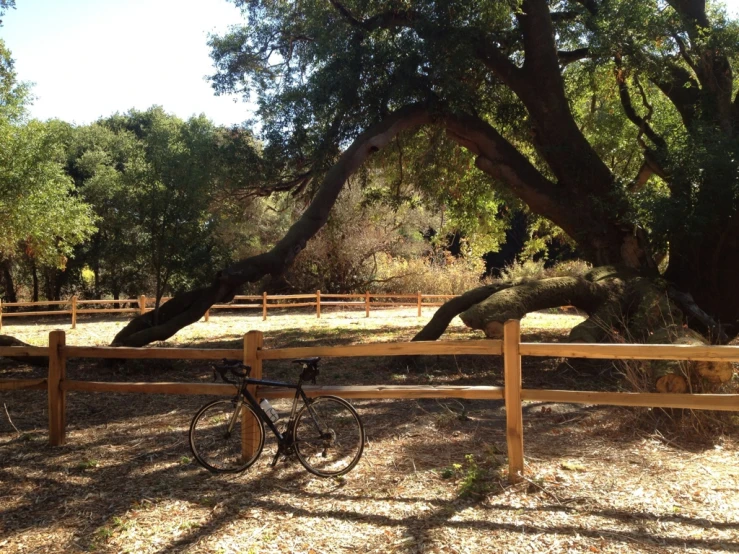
1,310 -> 737,553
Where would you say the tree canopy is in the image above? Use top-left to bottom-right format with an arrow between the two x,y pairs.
197,0 -> 739,329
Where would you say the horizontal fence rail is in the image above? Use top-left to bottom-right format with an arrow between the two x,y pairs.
1,322 -> 738,483
0,291 -> 460,329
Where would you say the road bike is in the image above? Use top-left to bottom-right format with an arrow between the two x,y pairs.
189,357 -> 365,477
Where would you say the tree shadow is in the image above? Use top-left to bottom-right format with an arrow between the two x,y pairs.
1,389 -> 737,553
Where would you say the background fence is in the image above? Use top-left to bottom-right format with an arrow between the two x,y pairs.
2,321 -> 738,483
0,291 -> 458,330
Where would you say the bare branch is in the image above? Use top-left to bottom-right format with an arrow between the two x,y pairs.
666,0 -> 709,29
558,48 -> 590,66
328,0 -> 421,32
573,0 -> 599,15
614,60 -> 667,150
550,11 -> 583,22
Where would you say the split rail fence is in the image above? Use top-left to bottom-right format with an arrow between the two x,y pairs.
2,321 -> 739,482
0,291 -> 457,330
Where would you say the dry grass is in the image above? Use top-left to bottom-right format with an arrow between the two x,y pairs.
1,308 -> 738,553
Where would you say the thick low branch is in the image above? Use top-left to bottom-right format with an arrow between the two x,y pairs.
460,276 -> 610,338
411,283 -> 518,342
0,335 -> 47,366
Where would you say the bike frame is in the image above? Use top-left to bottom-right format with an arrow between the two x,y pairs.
227,376 -> 321,445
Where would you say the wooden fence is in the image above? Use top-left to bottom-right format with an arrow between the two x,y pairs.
0,291 -> 457,330
2,321 -> 738,483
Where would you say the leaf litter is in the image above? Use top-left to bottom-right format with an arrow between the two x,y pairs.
0,308 -> 737,553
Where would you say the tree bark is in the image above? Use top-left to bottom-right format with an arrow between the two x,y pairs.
411,282 -> 517,342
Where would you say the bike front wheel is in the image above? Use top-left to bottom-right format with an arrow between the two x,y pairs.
293,396 -> 365,477
189,399 -> 264,473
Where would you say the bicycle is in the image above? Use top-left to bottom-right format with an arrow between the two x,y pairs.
189,357 -> 365,477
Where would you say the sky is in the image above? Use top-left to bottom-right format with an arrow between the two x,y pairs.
1,0 -> 739,128
0,0 -> 252,127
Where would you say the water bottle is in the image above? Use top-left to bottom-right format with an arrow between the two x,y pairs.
259,399 -> 280,423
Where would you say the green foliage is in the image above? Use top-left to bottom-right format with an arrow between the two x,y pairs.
440,450 -> 504,499
0,1 -> 14,27
0,40 -> 96,290
63,107 -> 258,301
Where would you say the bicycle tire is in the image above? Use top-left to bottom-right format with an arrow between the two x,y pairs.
189,399 -> 264,473
293,395 -> 365,477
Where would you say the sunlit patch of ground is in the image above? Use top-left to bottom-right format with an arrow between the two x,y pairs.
1,306 -> 585,347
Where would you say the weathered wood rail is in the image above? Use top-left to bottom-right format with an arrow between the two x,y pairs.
0,291 -> 458,329
1,321 -> 738,483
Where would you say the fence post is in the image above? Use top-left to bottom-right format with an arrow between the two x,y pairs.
262,291 -> 268,321
138,295 -> 146,315
316,290 -> 321,319
204,309 -> 210,322
417,291 -> 422,317
365,291 -> 370,318
71,296 -> 77,329
48,330 -> 67,446
503,319 -> 524,483
0,298 -> 3,331
243,330 -> 263,460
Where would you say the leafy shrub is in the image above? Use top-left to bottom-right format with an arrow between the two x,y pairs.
499,259 -> 591,281
371,252 -> 489,295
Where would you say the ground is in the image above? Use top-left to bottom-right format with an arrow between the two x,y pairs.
1,307 -> 738,553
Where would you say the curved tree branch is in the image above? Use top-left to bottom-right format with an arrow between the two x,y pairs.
651,64 -> 700,129
614,60 -> 667,150
411,283 -> 518,342
112,104 -> 435,347
443,112 -> 570,231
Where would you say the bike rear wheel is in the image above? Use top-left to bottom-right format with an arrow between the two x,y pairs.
293,396 -> 364,477
189,399 -> 264,473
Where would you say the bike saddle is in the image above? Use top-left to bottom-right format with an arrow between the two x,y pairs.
292,357 -> 320,366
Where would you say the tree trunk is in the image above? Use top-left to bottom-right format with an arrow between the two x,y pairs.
31,262 -> 39,303
665,214 -> 739,336
1,260 -> 17,304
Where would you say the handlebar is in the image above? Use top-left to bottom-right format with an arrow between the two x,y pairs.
212,359 -> 251,385
212,358 -> 321,385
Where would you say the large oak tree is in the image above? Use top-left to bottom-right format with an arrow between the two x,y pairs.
104,1 -> 739,388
